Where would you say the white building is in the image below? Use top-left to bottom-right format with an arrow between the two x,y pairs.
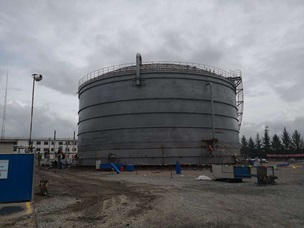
0,137 -> 78,159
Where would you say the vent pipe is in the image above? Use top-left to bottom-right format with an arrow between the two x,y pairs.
135,53 -> 142,86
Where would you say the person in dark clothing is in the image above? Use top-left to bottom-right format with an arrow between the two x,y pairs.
57,152 -> 62,169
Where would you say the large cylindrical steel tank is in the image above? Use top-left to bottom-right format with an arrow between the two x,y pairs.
78,54 -> 243,166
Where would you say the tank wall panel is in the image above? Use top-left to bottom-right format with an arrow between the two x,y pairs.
78,148 -> 239,166
79,74 -> 236,110
79,100 -> 237,123
78,114 -> 238,134
78,128 -> 239,149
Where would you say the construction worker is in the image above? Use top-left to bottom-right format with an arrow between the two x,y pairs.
37,151 -> 42,166
57,151 -> 62,169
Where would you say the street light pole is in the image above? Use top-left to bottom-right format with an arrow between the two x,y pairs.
206,82 -> 215,151
30,73 -> 42,202
29,74 -> 43,153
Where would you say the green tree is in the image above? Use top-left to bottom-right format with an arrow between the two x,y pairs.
255,133 -> 263,157
248,137 -> 256,158
262,126 -> 272,155
240,135 -> 249,156
271,134 -> 282,154
291,130 -> 304,153
281,127 -> 292,153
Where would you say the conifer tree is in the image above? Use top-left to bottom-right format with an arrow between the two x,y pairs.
255,133 -> 263,157
248,137 -> 256,158
281,127 -> 292,153
271,134 -> 282,154
291,130 -> 304,153
262,126 -> 272,155
240,135 -> 249,156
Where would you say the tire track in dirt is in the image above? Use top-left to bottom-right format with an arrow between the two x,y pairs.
34,168 -> 159,227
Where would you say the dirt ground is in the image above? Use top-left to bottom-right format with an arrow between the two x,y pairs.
1,162 -> 304,228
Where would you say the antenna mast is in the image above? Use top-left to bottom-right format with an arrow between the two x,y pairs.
1,70 -> 8,139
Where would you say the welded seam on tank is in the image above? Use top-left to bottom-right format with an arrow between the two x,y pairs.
78,74 -> 236,96
78,147 -> 233,151
78,113 -> 238,125
77,112 -> 238,125
79,147 -> 240,151
78,98 -> 238,114
78,145 -> 240,150
78,153 -> 237,158
78,139 -> 240,144
78,126 -> 239,136
77,143 -> 239,149
79,147 -> 239,152
78,142 -> 240,149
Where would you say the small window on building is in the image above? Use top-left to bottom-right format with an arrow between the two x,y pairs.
36,148 -> 41,151
43,148 -> 49,152
51,141 -> 54,145
51,148 -> 54,151
59,142 -> 63,145
36,141 -> 41,145
44,141 -> 48,145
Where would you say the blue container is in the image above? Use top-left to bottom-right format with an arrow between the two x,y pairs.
176,161 -> 181,174
0,154 -> 34,203
276,162 -> 289,167
126,164 -> 135,172
234,166 -> 251,178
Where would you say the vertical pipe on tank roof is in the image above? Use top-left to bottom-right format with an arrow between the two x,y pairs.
136,53 -> 142,86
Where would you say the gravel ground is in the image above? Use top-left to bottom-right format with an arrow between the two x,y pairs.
1,162 -> 304,228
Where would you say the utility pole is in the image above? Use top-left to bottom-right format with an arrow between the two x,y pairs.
72,131 -> 75,154
53,130 -> 56,154
1,70 -> 8,140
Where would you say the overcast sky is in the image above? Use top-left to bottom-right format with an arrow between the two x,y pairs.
0,0 -> 303,140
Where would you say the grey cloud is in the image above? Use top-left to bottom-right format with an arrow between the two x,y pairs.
1,0 -> 304,140
240,122 -> 265,139
32,58 -> 82,95
270,48 -> 304,102
244,86 -> 269,98
270,116 -> 304,136
241,116 -> 304,139
0,101 -> 77,138
0,70 -> 6,85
